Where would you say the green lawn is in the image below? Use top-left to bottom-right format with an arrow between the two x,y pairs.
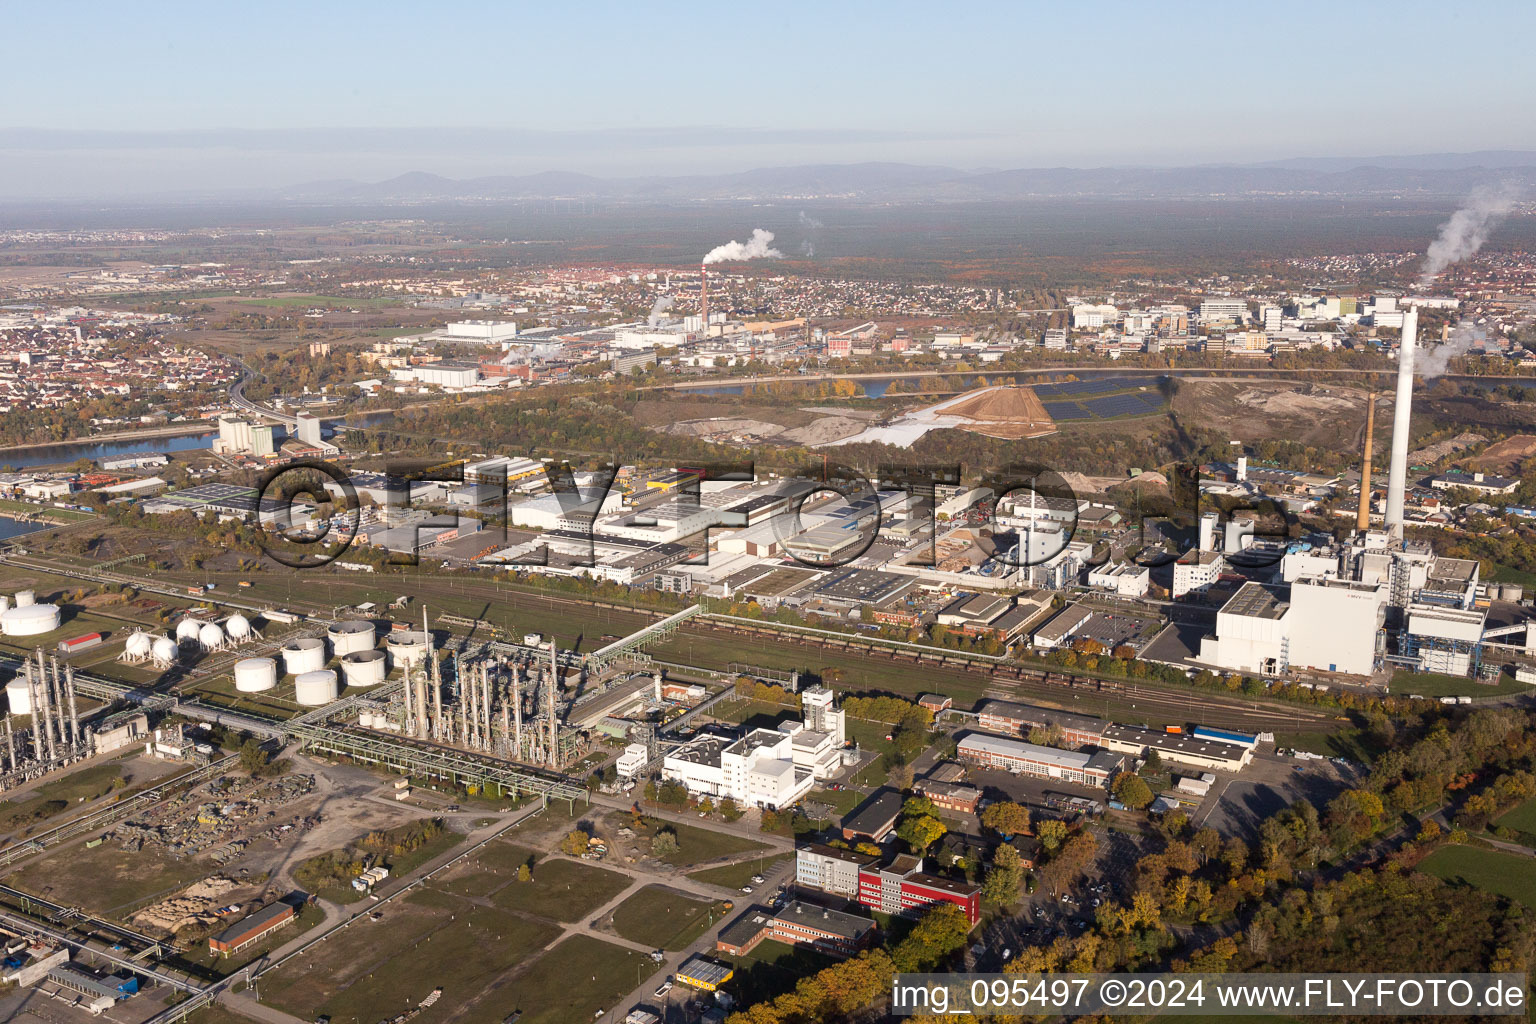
1421,845 -> 1536,910
1494,796 -> 1536,837
0,762 -> 125,833
486,935 -> 651,1024
1389,669 -> 1532,698
240,294 -> 402,309
608,885 -> 727,950
687,853 -> 792,890
177,903 -> 324,979
485,850 -> 631,922
648,819 -> 767,869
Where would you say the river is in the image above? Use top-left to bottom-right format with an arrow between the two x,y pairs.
0,516 -> 47,541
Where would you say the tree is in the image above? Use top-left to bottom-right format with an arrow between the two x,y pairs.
896,813 -> 947,853
1114,774 -> 1155,810
652,829 -> 679,856
891,903 -> 971,972
1140,748 -> 1164,776
720,797 -> 744,822
982,845 -> 1025,907
1036,818 -> 1069,852
238,738 -> 269,774
559,829 -> 591,856
980,801 -> 1031,837
516,862 -> 532,882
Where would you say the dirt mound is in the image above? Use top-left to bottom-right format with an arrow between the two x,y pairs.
942,386 -> 1055,439
1474,433 -> 1536,474
132,876 -> 242,935
1108,471 -> 1170,494
780,418 -> 869,445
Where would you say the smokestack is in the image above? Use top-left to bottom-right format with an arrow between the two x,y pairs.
699,264 -> 709,331
1357,392 -> 1377,532
1385,307 -> 1419,534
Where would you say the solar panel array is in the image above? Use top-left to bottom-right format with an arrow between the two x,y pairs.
1083,392 -> 1166,417
1043,401 -> 1093,420
1033,375 -> 1159,398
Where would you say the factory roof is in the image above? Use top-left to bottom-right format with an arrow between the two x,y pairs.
1221,582 -> 1289,621
957,732 -> 1096,770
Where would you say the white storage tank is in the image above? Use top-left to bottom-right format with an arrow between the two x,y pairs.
294,669 -> 340,706
340,649 -> 387,687
14,590 -> 35,608
327,620 -> 376,656
280,637 -> 326,675
198,623 -> 226,650
234,657 -> 278,692
385,630 -> 430,671
125,631 -> 154,659
175,618 -> 204,643
6,677 -> 32,716
0,595 -> 10,612
226,614 -> 253,640
151,636 -> 178,665
1,603 -> 61,637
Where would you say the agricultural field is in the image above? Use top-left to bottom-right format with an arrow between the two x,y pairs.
1420,845 -> 1536,910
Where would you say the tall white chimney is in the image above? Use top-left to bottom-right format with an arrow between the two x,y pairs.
1384,306 -> 1419,534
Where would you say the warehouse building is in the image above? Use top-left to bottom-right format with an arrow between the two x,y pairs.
956,733 -> 1122,786
1097,724 -> 1253,772
716,902 -> 877,959
974,700 -> 1107,746
208,901 -> 296,957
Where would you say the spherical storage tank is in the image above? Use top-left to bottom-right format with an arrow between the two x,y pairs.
1,603 -> 61,637
327,620 -> 375,656
125,631 -> 153,659
226,614 -> 252,641
384,630 -> 430,671
151,636 -> 178,665
294,669 -> 339,706
280,637 -> 326,675
175,619 -> 205,643
199,623 -> 226,649
6,677 -> 32,716
340,649 -> 387,686
234,657 -> 278,693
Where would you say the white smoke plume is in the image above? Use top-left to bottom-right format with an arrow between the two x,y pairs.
1417,183 -> 1520,289
798,210 -> 824,258
1417,320 -> 1487,380
702,228 -> 782,265
646,295 -> 673,326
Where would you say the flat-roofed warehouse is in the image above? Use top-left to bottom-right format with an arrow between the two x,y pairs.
974,699 -> 1107,746
1098,723 -> 1253,772
956,732 -> 1122,786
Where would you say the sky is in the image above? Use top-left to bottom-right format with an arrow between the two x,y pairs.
4,0 -> 1535,197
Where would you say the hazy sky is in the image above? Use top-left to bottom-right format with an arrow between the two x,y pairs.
5,0 -> 1535,197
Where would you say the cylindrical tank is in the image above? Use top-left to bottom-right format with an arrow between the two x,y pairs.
176,618 -> 204,643
6,677 -> 32,716
385,630 -> 430,671
340,649 -> 387,687
151,636 -> 178,664
280,637 -> 326,675
294,669 -> 340,706
0,595 -> 10,612
1,603 -> 61,637
234,657 -> 278,692
327,620 -> 376,656
199,623 -> 225,649
125,631 -> 153,659
226,614 -> 252,640
14,590 -> 35,608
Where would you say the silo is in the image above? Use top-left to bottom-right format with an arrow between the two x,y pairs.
294,670 -> 340,706
327,620 -> 376,656
280,637 -> 326,675
340,649 -> 387,687
234,658 -> 278,692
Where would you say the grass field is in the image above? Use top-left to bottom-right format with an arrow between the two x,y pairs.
608,885 -> 726,950
1494,796 -> 1536,837
240,295 -> 402,309
1421,845 -> 1536,910
687,852 -> 792,890
482,849 -> 630,921
261,889 -> 563,1024
8,838 -> 211,918
0,762 -> 124,833
489,934 -> 651,1024
650,820 -> 767,869
1389,670 -> 1532,698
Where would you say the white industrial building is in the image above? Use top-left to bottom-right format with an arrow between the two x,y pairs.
661,693 -> 845,809
1087,562 -> 1150,598
509,489 -> 624,531
1199,578 -> 1385,677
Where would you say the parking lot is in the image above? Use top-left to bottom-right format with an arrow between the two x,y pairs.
1193,751 -> 1362,837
